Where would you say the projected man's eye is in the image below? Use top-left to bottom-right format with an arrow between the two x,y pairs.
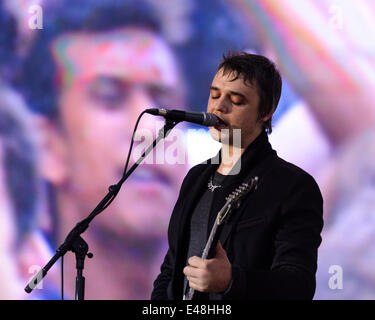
88,77 -> 125,109
149,86 -> 171,107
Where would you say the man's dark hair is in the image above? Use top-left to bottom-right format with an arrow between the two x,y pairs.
0,0 -> 17,81
15,0 -> 163,121
1,1 -> 38,246
0,94 -> 38,246
218,51 -> 282,134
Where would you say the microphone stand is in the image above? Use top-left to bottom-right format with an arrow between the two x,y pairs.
24,118 -> 181,300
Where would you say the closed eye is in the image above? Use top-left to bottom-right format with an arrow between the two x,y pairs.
230,91 -> 246,105
210,86 -> 220,99
231,99 -> 244,106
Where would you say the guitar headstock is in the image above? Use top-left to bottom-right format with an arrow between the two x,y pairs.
217,176 -> 259,225
225,176 -> 258,207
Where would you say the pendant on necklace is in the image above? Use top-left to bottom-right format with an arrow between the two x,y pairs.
207,176 -> 222,192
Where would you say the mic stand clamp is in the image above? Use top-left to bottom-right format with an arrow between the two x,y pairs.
71,236 -> 93,300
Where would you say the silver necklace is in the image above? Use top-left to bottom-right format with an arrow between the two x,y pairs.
207,175 -> 222,192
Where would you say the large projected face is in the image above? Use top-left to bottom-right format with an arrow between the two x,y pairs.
45,27 -> 187,239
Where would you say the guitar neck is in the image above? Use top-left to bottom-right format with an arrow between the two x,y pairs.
201,221 -> 220,260
201,200 -> 231,259
183,201 -> 231,300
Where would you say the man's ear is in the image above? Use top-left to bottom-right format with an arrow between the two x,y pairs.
261,110 -> 274,123
33,115 -> 69,186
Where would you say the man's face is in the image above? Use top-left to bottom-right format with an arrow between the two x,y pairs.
48,27 -> 187,238
207,68 -> 265,148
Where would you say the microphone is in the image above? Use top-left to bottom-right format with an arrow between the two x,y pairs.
145,108 -> 219,127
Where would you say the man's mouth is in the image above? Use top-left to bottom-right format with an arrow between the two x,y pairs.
123,164 -> 172,186
214,116 -> 229,130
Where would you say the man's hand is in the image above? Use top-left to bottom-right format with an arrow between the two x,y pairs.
183,242 -> 231,293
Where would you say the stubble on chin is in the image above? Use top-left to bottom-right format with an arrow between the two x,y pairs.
209,127 -> 234,146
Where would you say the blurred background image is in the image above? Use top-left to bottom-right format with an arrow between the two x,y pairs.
0,0 -> 374,299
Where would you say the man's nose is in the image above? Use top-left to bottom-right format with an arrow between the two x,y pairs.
214,97 -> 231,114
126,85 -> 167,155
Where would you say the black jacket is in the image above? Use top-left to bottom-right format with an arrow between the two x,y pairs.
151,131 -> 324,300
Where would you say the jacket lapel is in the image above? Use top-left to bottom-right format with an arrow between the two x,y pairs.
218,176 -> 259,247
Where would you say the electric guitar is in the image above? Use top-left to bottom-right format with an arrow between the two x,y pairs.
183,176 -> 258,300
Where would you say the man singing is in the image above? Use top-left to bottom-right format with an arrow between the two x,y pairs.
152,52 -> 323,300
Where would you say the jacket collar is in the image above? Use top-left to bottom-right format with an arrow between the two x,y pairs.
208,130 -> 275,185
